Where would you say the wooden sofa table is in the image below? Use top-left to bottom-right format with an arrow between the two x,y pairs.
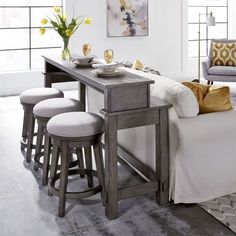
43,55 -> 172,219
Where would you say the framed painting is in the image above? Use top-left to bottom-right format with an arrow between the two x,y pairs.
107,0 -> 149,37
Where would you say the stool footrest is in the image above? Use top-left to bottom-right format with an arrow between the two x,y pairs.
48,169 -> 101,199
34,153 -> 79,170
20,136 -> 41,150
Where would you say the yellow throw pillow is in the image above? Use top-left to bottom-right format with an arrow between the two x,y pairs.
212,42 -> 236,66
132,59 -> 145,70
182,82 -> 233,114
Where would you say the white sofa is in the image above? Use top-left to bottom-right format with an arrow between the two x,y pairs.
87,68 -> 236,204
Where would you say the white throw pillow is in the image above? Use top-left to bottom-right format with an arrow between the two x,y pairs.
120,68 -> 199,118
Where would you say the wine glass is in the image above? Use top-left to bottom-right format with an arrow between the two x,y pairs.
104,49 -> 113,64
83,44 -> 91,57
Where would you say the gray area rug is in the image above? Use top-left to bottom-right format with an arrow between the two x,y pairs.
199,194 -> 236,234
0,93 -> 235,236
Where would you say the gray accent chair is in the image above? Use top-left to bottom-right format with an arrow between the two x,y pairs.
202,39 -> 236,84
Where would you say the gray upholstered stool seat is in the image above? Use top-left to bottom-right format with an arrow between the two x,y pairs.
33,98 -> 82,118
47,112 -> 105,217
20,88 -> 63,105
47,112 -> 104,138
20,87 -> 64,163
33,98 -> 83,186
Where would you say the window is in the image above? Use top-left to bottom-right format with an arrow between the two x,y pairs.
0,0 -> 63,72
188,0 -> 228,58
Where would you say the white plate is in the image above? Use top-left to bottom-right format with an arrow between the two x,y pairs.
92,62 -> 123,70
92,69 -> 123,78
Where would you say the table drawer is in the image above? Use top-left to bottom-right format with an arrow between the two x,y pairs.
106,85 -> 149,112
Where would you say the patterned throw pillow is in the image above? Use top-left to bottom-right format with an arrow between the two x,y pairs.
212,42 -> 236,66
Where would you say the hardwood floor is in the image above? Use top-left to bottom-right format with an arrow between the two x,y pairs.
0,92 -> 234,236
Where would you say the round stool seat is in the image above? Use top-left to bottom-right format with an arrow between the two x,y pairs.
47,112 -> 104,138
33,98 -> 83,119
20,88 -> 64,105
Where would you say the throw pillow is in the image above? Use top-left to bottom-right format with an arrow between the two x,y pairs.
212,42 -> 236,66
182,82 -> 233,114
123,59 -> 161,75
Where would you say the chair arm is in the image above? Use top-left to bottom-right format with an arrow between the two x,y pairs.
202,59 -> 211,78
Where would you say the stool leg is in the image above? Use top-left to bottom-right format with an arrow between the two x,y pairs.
21,108 -> 29,150
26,111 -> 35,163
94,142 -> 105,205
34,123 -> 44,170
76,148 -> 85,178
42,132 -> 51,186
84,146 -> 93,188
59,142 -> 69,217
48,143 -> 60,196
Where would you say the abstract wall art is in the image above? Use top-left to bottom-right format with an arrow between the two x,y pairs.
107,0 -> 148,37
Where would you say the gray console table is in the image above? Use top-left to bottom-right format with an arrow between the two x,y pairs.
43,55 -> 172,219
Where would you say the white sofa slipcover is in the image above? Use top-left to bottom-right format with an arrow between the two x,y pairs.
87,69 -> 236,204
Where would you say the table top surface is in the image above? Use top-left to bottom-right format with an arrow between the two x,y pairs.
44,55 -> 155,92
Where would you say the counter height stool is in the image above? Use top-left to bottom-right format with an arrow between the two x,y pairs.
47,112 -> 105,217
20,88 -> 64,162
33,98 -> 84,186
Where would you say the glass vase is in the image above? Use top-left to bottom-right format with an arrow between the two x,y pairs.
62,39 -> 71,61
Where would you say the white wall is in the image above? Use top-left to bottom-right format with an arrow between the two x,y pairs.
66,0 -> 183,75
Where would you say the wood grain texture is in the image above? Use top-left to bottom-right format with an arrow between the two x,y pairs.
117,110 -> 159,130
48,142 -> 60,196
44,56 -> 154,92
156,109 -> 169,205
104,115 -> 118,219
26,109 -> 35,163
42,132 -> 51,186
84,146 -> 94,188
109,85 -> 148,112
58,141 -> 69,217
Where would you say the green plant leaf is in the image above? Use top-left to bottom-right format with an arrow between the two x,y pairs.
58,14 -> 67,30
50,20 -> 59,29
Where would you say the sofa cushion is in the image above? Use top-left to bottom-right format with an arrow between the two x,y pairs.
208,66 -> 236,76
182,82 -> 233,114
212,42 -> 236,66
120,67 -> 199,118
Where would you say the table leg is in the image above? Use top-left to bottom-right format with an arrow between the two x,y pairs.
44,62 -> 52,87
44,73 -> 52,88
79,82 -> 86,111
104,114 -> 118,219
156,109 -> 169,205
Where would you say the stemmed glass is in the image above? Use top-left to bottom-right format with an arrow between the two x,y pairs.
104,49 -> 113,64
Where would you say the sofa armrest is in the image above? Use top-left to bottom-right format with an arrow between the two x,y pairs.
202,59 -> 211,78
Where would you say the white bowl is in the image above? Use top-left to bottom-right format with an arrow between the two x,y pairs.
73,56 -> 95,64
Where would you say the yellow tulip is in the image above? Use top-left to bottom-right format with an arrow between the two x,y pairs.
65,29 -> 73,37
39,28 -> 46,35
62,14 -> 67,21
53,6 -> 61,14
41,18 -> 48,25
84,17 -> 92,25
